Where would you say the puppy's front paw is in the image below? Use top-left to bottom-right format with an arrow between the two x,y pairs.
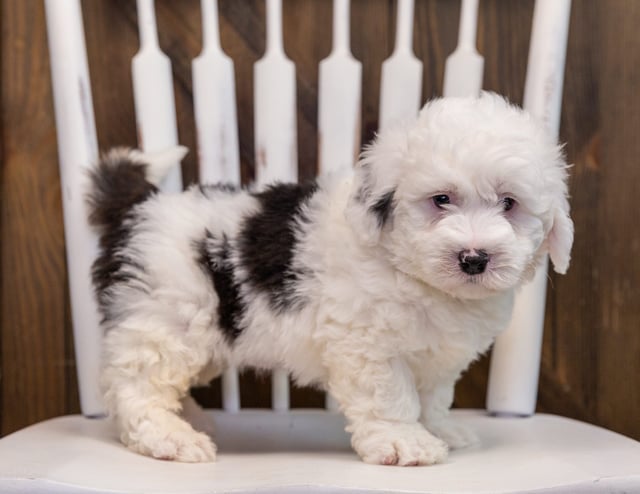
142,428 -> 217,463
181,396 -> 217,437
353,422 -> 448,466
427,419 -> 479,450
123,412 -> 217,462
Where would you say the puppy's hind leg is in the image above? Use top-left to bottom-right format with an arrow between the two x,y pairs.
102,322 -> 217,462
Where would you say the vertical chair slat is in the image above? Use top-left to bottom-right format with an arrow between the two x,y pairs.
443,0 -> 483,98
318,0 -> 362,177
254,0 -> 297,412
270,369 -> 290,412
221,371 -> 241,413
132,0 -> 182,192
193,0 -> 241,186
43,0 -> 104,417
486,0 -> 572,416
193,0 -> 242,413
379,0 -> 422,129
254,0 -> 298,184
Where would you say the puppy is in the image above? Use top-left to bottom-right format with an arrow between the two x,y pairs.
89,93 -> 573,465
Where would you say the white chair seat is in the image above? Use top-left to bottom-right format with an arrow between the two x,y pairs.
1,409 -> 638,494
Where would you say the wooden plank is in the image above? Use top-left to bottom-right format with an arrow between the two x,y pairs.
351,0 -> 392,141
1,0 -> 70,434
283,0 -> 332,180
81,0 -> 139,148
592,0 -> 640,441
478,0 -> 534,104
0,0 -> 4,437
0,0 -> 4,438
414,0 -> 459,99
217,0 -> 263,184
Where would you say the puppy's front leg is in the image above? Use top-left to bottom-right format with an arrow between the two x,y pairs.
419,381 -> 479,450
328,355 -> 448,466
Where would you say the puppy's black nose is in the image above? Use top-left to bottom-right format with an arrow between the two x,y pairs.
458,249 -> 489,275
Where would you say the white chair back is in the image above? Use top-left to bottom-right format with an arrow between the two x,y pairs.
43,0 -> 571,419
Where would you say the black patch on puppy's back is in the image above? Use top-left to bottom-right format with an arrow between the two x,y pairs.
238,182 -> 318,312
196,231 -> 245,343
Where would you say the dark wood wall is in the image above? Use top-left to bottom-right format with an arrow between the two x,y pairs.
2,0 -> 639,441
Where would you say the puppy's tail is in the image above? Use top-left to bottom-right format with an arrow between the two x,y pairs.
87,146 -> 187,230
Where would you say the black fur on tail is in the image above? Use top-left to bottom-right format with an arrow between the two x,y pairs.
87,148 -> 158,231
88,149 -> 157,318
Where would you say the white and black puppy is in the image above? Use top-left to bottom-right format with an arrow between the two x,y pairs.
89,93 -> 573,466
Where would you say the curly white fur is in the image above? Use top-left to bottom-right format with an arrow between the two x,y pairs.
94,93 -> 573,465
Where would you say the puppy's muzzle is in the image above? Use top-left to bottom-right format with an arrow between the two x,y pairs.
458,249 -> 489,275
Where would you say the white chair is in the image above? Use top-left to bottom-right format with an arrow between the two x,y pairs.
1,1 -> 639,493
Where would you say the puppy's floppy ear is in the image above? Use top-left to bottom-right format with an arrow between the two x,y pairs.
345,121 -> 412,244
345,161 -> 396,245
548,195 -> 574,274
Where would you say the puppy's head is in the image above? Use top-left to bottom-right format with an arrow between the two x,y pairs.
346,92 -> 574,299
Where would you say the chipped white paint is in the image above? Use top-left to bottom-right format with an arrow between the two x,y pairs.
193,0 -> 241,186
487,0 -> 572,417
254,0 -> 298,187
521,0 -> 572,138
254,0 -> 297,411
44,0 -> 104,417
318,0 -> 362,177
132,0 -> 182,192
193,0 -> 241,412
443,0 -> 484,98
379,0 -> 423,130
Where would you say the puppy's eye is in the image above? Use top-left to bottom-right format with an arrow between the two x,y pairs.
432,194 -> 451,209
501,197 -> 516,211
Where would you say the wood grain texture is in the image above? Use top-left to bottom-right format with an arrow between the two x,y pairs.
592,0 -> 640,440
1,0 -> 639,441
1,0 -> 77,434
